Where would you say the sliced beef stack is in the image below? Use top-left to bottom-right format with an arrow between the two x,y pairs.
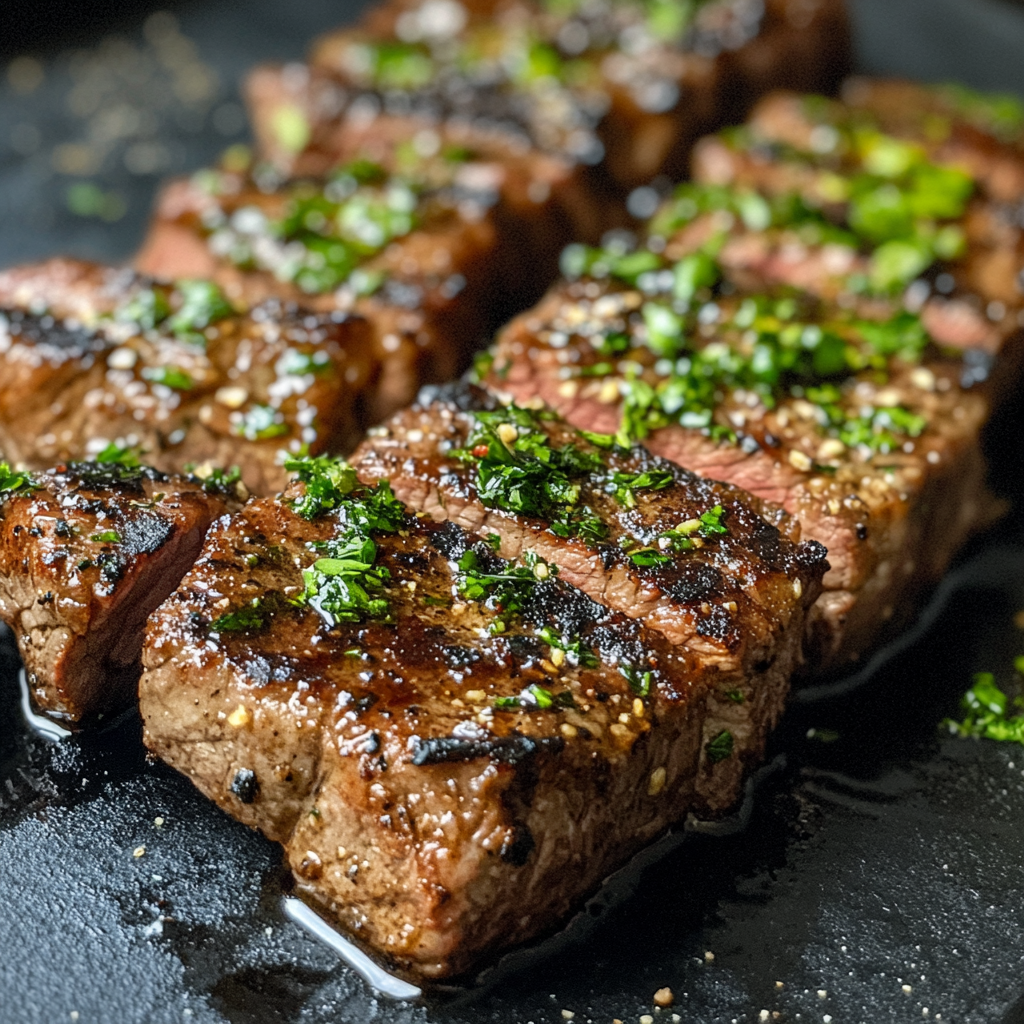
140,455 -> 825,978
487,79 -> 1024,673
0,260 -> 375,494
0,453 -> 242,723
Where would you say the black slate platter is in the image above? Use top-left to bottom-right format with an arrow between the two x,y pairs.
5,1 -> 1024,1021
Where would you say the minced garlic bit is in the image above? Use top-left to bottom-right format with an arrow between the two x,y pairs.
788,449 -> 813,472
465,689 -> 486,703
227,704 -> 251,728
560,722 -> 578,739
215,385 -> 249,409
633,698 -> 644,718
133,845 -> 146,858
793,578 -> 803,598
704,950 -> 715,962
533,561 -> 550,580
496,423 -> 519,445
647,766 -> 667,797
550,647 -> 566,668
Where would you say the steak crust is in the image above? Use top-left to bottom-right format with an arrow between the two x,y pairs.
0,459 -> 239,723
0,260 -> 375,494
141,463 -> 822,979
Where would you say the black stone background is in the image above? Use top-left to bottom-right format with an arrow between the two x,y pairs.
5,1 -> 1024,1021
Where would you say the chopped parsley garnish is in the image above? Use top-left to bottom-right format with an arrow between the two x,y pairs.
705,729 -> 734,763
0,463 -> 36,496
89,530 -> 121,544
234,405 -> 288,442
301,534 -> 393,626
493,683 -> 577,711
115,288 -> 170,331
609,468 -> 674,509
281,456 -> 407,628
167,280 -> 235,344
627,505 -> 727,566
944,671 -> 1024,745
455,548 -> 552,634
186,463 -> 243,496
211,597 -> 274,633
453,405 -> 607,541
208,161 -> 421,295
536,625 -> 599,668
620,663 -> 653,697
95,442 -> 142,467
142,366 -> 194,391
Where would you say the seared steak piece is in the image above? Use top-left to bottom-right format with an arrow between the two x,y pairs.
488,272 -> 1016,672
0,454 -> 240,724
244,0 -> 848,200
682,84 -> 1024,333
141,456 -> 823,979
134,148 -> 561,420
352,384 -> 826,659
0,260 -> 375,494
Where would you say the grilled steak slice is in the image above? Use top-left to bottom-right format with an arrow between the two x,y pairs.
141,457 -> 821,979
351,384 -> 826,661
0,456 -> 240,723
134,146 -> 571,420
0,260 -> 375,494
245,0 -> 848,199
488,271 -> 1016,672
681,85 -> 1024,334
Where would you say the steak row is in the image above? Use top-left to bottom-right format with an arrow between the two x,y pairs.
4,0 -> 1024,991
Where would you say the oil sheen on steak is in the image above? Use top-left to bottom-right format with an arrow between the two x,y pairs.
141,461 -> 823,979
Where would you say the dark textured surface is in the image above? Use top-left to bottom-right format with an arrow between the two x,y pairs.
5,1 -> 1024,1021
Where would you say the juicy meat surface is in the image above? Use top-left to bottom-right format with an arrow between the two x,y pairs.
684,85 -> 1024,327
0,458 -> 239,723
245,0 -> 849,199
488,276 -> 1015,672
352,384 -> 827,670
0,260 -> 376,495
134,148 -> 551,421
141,461 -> 822,978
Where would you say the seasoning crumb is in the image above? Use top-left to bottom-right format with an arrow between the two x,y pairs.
648,766 -> 667,796
560,1011 -> 574,1020
70,1013 -> 79,1021
759,1012 -> 770,1022
227,704 -> 251,728
824,1016 -> 833,1024
817,990 -> 827,999
776,981 -> 784,989
154,816 -> 165,827
133,845 -> 146,858
640,1016 -> 654,1024
903,984 -> 913,995
704,951 -> 715,962
653,987 -> 674,1008
265,926 -> 273,937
